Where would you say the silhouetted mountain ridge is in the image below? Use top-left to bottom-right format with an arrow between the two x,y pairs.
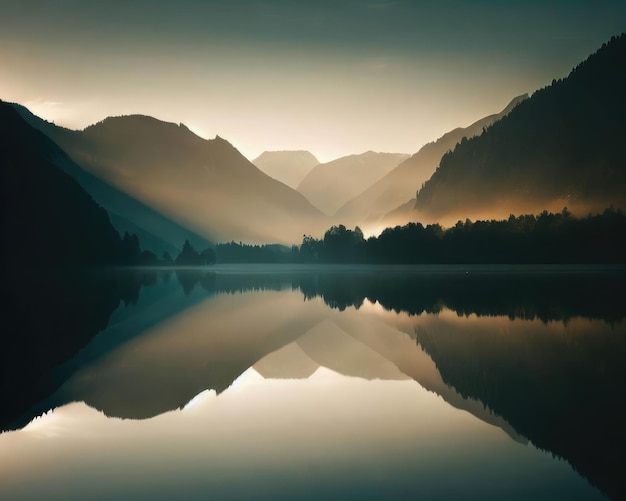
414,34 -> 626,221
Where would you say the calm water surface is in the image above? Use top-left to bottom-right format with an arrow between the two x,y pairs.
1,265 -> 625,500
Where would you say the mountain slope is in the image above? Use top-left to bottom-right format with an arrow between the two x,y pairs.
252,150 -> 319,189
18,113 -> 327,244
297,151 -> 409,215
335,95 -> 527,225
413,34 -> 626,222
9,103 -> 210,254
0,102 -> 128,265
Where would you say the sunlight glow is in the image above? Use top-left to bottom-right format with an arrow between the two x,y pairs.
361,224 -> 390,239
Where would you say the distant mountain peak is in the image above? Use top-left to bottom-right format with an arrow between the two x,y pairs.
81,114 -> 238,152
252,150 -> 320,189
297,151 -> 410,215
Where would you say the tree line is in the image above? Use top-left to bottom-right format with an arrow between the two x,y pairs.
125,207 -> 626,266
129,239 -> 216,266
296,207 -> 626,264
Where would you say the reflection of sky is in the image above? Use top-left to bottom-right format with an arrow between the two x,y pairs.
2,1 -> 624,160
0,367 -> 603,500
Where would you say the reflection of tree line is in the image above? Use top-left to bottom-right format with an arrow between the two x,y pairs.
171,268 -> 626,324
173,270 -> 295,296
295,270 -> 626,324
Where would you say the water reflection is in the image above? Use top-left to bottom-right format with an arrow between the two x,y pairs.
1,266 -> 625,499
0,268 -> 156,429
413,314 -> 626,500
0,367 -> 603,500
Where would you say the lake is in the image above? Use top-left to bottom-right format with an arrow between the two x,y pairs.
1,265 -> 625,500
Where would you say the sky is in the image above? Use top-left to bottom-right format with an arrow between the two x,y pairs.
1,0 -> 624,162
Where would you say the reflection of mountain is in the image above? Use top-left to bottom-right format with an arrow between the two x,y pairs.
254,343 -> 319,379
297,152 -> 409,215
3,367 -> 599,501
256,313 -> 525,443
9,102 -> 209,255
335,95 -> 526,225
0,268 -> 154,430
7,267 -> 625,431
255,320 -> 409,381
5,267 -> 626,500
252,150 -> 319,189
414,34 -> 626,222
35,279 -> 525,447
13,108 -> 327,244
328,312 -> 526,443
158,266 -> 626,324
414,316 -> 626,500
44,290 -> 325,419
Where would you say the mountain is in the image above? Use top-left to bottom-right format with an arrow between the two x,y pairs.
413,34 -> 626,223
15,112 -> 327,244
297,151 -> 409,215
0,101 -> 129,265
335,95 -> 527,226
252,150 -> 319,189
9,103 -> 210,255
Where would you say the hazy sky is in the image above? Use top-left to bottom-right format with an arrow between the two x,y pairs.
1,0 -> 624,161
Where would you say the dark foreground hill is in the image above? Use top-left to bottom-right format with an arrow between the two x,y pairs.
413,34 -> 626,223
9,103 -> 211,255
0,102 -> 132,265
